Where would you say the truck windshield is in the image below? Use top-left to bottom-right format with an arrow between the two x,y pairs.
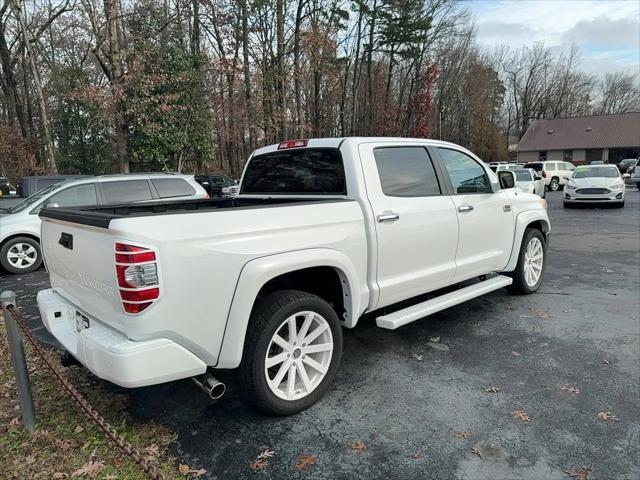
242,149 -> 346,195
3,183 -> 63,214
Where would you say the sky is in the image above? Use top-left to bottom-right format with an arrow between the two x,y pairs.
466,0 -> 640,76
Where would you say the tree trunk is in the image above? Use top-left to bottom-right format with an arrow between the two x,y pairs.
366,0 -> 377,132
275,0 -> 285,138
240,0 -> 254,150
12,0 -> 57,172
104,0 -> 129,173
293,0 -> 305,137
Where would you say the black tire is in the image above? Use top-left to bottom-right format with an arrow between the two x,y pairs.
549,177 -> 560,191
0,236 -> 42,274
507,228 -> 546,294
238,289 -> 343,415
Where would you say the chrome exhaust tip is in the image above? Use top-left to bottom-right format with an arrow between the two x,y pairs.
192,374 -> 226,400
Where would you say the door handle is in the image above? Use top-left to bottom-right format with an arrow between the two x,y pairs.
457,204 -> 474,213
59,232 -> 73,250
377,211 -> 400,223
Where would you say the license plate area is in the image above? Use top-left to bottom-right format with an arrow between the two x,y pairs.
75,311 -> 90,333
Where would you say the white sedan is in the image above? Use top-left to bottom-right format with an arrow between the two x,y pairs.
497,166 -> 545,197
563,165 -> 627,208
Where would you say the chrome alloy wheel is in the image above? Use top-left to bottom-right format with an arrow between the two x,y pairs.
523,237 -> 544,287
264,311 -> 334,401
6,242 -> 38,269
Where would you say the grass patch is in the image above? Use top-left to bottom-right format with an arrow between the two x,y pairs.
0,312 -> 200,479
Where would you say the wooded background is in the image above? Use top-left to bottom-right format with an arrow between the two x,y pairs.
1,0 -> 639,179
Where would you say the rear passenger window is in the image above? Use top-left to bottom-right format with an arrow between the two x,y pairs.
102,180 -> 153,204
438,148 -> 492,194
45,184 -> 98,208
242,149 -> 346,195
374,147 -> 441,196
152,178 -> 196,198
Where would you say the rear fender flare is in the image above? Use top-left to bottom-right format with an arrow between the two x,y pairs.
216,248 -> 364,369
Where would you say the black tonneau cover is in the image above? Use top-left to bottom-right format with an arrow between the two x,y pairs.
40,197 -> 351,228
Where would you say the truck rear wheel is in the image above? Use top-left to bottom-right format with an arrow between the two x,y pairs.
1,236 -> 43,274
238,290 -> 343,415
507,228 -> 546,294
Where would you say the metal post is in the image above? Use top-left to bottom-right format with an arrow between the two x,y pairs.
1,290 -> 36,432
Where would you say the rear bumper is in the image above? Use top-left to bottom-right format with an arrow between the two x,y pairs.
37,289 -> 206,387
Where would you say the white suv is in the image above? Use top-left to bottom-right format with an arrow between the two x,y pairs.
0,174 -> 207,273
524,161 -> 575,191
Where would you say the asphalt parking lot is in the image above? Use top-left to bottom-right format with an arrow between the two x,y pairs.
2,189 -> 639,479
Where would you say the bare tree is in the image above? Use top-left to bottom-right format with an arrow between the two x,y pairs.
598,72 -> 640,114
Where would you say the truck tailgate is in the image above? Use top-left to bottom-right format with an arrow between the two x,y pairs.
41,217 -> 127,333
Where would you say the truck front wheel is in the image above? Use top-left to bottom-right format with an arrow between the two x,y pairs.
507,228 -> 546,294
238,290 -> 343,415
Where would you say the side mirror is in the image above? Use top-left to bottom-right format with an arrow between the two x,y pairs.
498,170 -> 515,189
534,175 -> 542,181
47,202 -> 60,208
563,176 -> 571,181
622,173 -> 630,179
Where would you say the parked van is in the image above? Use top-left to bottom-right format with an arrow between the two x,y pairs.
18,175 -> 91,197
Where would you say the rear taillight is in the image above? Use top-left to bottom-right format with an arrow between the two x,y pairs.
115,242 -> 159,314
542,170 -> 547,178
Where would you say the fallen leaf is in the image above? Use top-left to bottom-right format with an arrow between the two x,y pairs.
145,444 -> 160,458
71,460 -> 104,478
412,450 -> 424,459
258,448 -> 275,459
55,438 -> 77,451
597,411 -> 620,422
530,307 -> 552,319
454,431 -> 472,439
295,454 -> 318,471
471,447 -> 481,457
429,336 -> 441,343
411,353 -> 424,361
603,359 -> 611,365
511,351 -> 521,357
484,386 -> 500,393
511,410 -> 530,422
565,467 -> 590,480
560,385 -> 580,394
74,425 -> 84,434
350,440 -> 367,451
178,464 -> 207,476
427,341 -> 449,351
52,474 -> 67,479
104,476 -> 117,480
250,459 -> 269,471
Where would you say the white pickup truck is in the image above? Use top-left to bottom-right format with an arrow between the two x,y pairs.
37,138 -> 550,415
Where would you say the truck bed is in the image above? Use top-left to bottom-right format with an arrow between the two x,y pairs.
40,197 -> 350,228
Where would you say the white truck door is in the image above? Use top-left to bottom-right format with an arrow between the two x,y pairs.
359,143 -> 459,308
436,147 -> 515,282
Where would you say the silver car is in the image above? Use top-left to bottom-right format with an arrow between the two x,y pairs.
563,165 -> 627,208
0,173 -> 208,273
497,165 -> 545,197
628,159 -> 640,189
